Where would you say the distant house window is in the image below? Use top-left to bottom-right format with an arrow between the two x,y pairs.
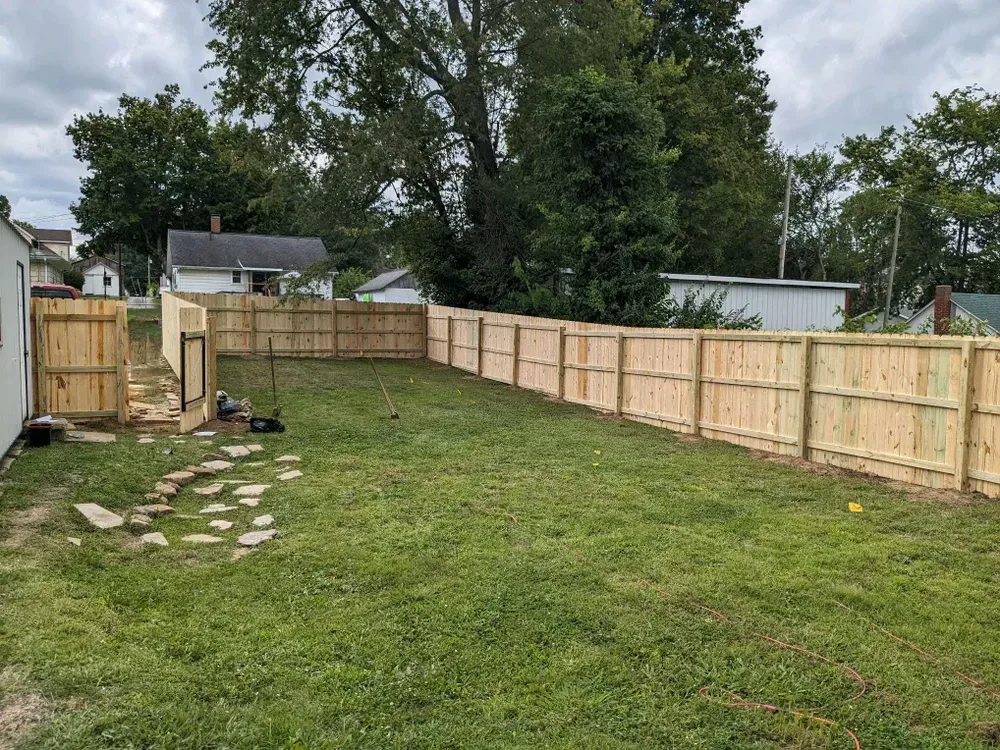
103,275 -> 112,287
232,271 -> 242,284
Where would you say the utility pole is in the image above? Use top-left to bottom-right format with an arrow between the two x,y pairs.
778,155 -> 793,279
883,200 -> 903,329
118,243 -> 124,300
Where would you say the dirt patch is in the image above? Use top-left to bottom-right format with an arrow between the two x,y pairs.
972,722 -> 1000,747
746,450 -> 987,506
0,669 -> 48,750
0,506 -> 51,550
196,419 -> 250,435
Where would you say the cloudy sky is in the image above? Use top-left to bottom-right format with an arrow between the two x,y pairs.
1,0 -> 998,234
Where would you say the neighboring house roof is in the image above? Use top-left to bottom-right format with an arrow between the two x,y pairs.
27,227 -> 73,244
30,243 -> 72,270
168,230 -> 327,271
950,292 -> 1000,330
1,215 -> 34,248
354,268 -> 414,293
661,273 -> 860,290
74,255 -> 121,274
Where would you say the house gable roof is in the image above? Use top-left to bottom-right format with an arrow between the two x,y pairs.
28,227 -> 72,244
30,243 -> 72,270
168,230 -> 327,271
951,292 -> 1000,330
74,255 -> 121,274
354,268 -> 412,293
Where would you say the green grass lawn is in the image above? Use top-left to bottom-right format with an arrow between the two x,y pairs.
2,356 -> 1000,749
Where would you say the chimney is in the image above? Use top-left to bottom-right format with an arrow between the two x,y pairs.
210,215 -> 221,234
934,285 -> 952,335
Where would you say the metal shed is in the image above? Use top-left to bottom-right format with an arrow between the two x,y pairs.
662,274 -> 859,332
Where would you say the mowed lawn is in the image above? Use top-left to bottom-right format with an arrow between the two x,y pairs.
2,356 -> 1000,749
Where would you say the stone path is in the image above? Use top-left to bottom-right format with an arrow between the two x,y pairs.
277,470 -> 303,481
233,484 -> 271,496
182,534 -> 223,544
238,529 -> 277,547
140,532 -> 168,547
74,504 -> 124,529
252,515 -> 274,527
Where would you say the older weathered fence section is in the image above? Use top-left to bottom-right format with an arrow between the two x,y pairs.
427,304 -> 1000,498
30,298 -> 129,422
171,292 -> 425,358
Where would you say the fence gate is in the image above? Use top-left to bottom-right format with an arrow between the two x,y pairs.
178,315 -> 216,433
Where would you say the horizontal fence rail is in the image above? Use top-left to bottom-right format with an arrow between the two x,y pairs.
169,292 -> 425,359
427,305 -> 1000,498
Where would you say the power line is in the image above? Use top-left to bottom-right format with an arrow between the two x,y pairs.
901,196 -> 997,222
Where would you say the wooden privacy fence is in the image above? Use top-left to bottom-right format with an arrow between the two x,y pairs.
161,293 -> 218,432
30,298 -> 129,422
170,292 -> 425,358
427,304 -> 1000,498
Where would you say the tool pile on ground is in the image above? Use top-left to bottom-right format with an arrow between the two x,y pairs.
216,391 -> 254,422
72,436 -> 304,559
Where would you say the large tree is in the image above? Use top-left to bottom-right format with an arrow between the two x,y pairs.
67,85 -> 276,267
205,0 -> 646,309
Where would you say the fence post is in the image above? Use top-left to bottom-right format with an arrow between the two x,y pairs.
446,316 -> 453,367
690,332 -> 702,435
796,334 -> 812,458
115,304 -> 128,424
511,323 -> 520,386
205,314 -> 218,423
249,297 -> 257,356
476,315 -> 484,376
556,326 -> 566,400
33,300 -> 47,415
955,340 -> 976,491
422,306 -> 429,359
614,331 -> 625,414
331,301 -> 339,358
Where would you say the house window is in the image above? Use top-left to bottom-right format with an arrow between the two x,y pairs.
232,271 -> 242,284
103,275 -> 112,287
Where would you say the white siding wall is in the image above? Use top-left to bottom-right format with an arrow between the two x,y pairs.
1,221 -> 32,451
906,302 -> 996,335
667,281 -> 849,331
30,262 -> 62,284
82,265 -> 121,296
174,267 -> 246,294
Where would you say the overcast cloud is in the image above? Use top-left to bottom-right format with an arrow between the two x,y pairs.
1,0 -> 999,234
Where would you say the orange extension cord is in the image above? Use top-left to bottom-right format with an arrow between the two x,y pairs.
834,599 -> 1000,702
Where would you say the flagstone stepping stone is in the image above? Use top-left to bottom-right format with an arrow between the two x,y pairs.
174,514 -> 202,520
74,504 -> 124,529
201,460 -> 234,472
234,484 -> 271,496
252,514 -> 274,527
277,470 -> 303,481
67,537 -> 82,547
129,514 -> 152,529
185,465 -> 215,476
140,532 -> 168,547
203,453 -> 226,461
138,438 -> 156,444
247,444 -> 264,453
275,455 -> 301,463
182,534 -> 223,544
154,482 -> 179,498
133,504 -> 175,518
217,479 -> 249,484
163,471 -> 196,486
194,483 -> 225,496
238,497 -> 261,507
200,504 -> 237,514
144,492 -> 164,502
238,529 -> 278,547
246,462 -> 264,467
208,520 -> 233,530
220,445 -> 251,458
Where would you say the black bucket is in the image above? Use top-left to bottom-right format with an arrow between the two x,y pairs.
27,423 -> 52,448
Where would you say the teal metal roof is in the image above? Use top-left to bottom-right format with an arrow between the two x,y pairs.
951,292 -> 1000,329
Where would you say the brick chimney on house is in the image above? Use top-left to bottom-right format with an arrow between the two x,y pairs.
934,285 -> 952,335
210,215 -> 221,234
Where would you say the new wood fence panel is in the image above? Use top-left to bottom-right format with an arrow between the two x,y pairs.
30,298 -> 129,422
426,304 -> 1000,498
171,293 -> 425,358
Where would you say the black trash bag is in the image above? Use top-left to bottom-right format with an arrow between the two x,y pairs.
250,417 -> 285,433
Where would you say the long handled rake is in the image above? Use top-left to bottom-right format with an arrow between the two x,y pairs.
368,356 -> 399,419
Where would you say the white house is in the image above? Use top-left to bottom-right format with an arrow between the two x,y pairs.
165,217 -> 331,297
904,285 -> 1000,335
74,255 -> 122,297
662,274 -> 860,331
1,215 -> 33,453
354,268 -> 421,303
29,243 -> 71,284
